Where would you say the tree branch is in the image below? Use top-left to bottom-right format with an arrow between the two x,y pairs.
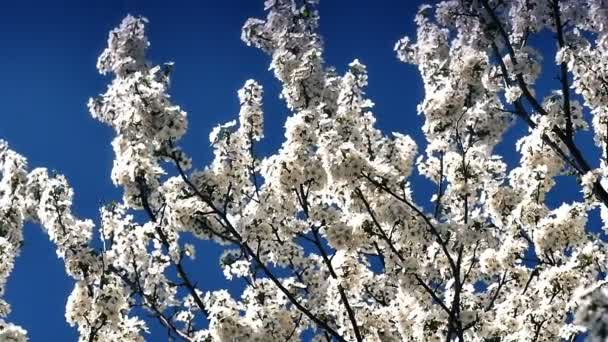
136,177 -> 209,317
168,155 -> 347,342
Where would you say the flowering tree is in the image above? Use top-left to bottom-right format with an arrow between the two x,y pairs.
2,0 -> 608,341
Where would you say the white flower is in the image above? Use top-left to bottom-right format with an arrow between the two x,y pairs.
505,86 -> 522,103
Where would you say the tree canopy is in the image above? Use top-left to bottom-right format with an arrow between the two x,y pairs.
2,0 -> 608,341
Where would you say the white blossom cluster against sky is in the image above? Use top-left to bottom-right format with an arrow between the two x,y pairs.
0,1 -> 424,340
2,0 -> 608,341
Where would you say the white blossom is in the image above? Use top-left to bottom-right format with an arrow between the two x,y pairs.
2,1 -> 608,341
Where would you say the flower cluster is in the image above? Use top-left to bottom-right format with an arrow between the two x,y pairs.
3,0 -> 608,341
88,15 -> 188,208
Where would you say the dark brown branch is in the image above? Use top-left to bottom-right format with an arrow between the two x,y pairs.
136,178 -> 209,317
355,188 -> 460,333
296,184 -> 364,342
168,155 -> 347,342
412,273 -> 460,330
434,152 -> 445,219
311,225 -> 364,342
522,268 -> 540,295
481,0 -> 608,206
108,264 -> 194,342
485,270 -> 508,312
551,0 -> 574,140
361,173 -> 459,276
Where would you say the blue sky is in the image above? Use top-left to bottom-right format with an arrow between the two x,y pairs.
0,0 -> 597,340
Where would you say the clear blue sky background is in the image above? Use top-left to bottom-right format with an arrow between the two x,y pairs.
0,0 -> 596,340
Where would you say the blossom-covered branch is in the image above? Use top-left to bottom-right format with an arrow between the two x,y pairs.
3,0 -> 608,341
